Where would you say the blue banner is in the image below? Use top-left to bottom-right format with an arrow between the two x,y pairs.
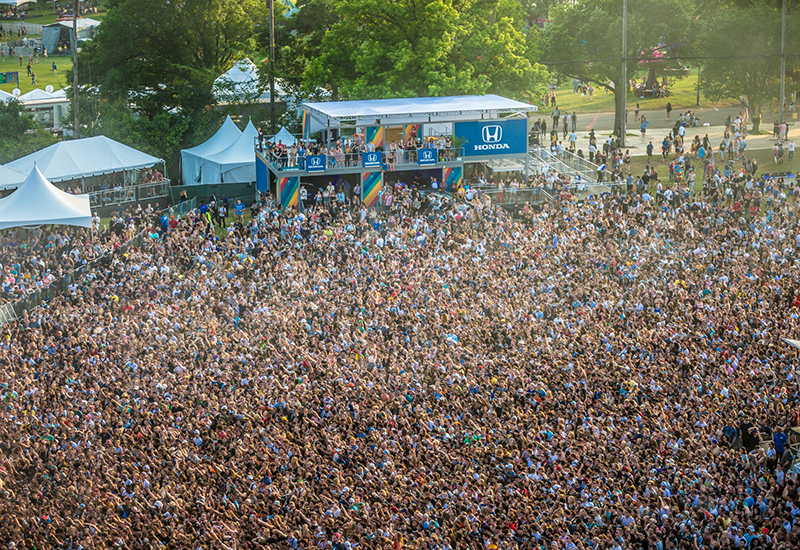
306,155 -> 326,173
453,119 -> 528,157
362,151 -> 383,169
418,148 -> 437,166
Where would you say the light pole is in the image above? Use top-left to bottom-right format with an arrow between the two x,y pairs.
268,0 -> 276,132
779,0 -> 787,128
620,0 -> 627,148
72,0 -> 79,138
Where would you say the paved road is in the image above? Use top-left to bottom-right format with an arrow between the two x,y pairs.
535,105 -> 796,134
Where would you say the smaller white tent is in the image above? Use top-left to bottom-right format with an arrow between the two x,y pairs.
213,58 -> 285,103
180,115 -> 241,185
19,89 -> 55,102
200,120 -> 259,184
268,127 -> 297,147
0,165 -> 26,191
0,90 -> 15,103
0,0 -> 38,6
0,166 -> 91,230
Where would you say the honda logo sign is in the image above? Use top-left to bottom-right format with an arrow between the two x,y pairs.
482,125 -> 502,143
454,120 -> 526,156
310,157 -> 321,166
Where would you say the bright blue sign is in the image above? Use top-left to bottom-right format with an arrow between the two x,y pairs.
363,151 -> 383,169
453,119 -> 528,157
306,155 -> 326,173
418,148 -> 437,166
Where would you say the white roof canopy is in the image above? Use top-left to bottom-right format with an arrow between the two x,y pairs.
19,89 -> 55,102
0,165 -> 26,191
212,58 -> 284,103
0,167 -> 91,230
4,135 -> 163,183
303,94 -> 536,127
180,115 -> 242,185
199,120 -> 259,184
268,127 -> 297,147
0,0 -> 37,6
0,90 -> 15,103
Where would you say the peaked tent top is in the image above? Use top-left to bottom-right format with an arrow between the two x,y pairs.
205,120 -> 259,166
0,89 -> 14,103
268,127 -> 297,147
0,165 -> 26,191
0,166 -> 91,230
19,89 -> 55,102
4,135 -> 164,183
182,115 -> 242,158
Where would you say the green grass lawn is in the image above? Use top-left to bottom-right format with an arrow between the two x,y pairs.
552,68 -> 738,114
627,147 -> 799,187
10,3 -> 106,27
0,55 -> 72,94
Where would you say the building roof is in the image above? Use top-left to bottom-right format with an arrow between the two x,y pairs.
4,135 -> 163,183
303,94 -> 536,127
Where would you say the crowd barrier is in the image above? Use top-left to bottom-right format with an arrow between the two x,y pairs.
0,198 -> 196,327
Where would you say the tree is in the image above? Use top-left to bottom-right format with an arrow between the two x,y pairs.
699,1 -> 795,132
301,0 -> 549,102
79,0 -> 264,117
0,101 -> 57,164
542,0 -> 697,137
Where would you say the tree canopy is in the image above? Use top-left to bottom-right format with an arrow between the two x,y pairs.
300,0 -> 549,102
698,0 -> 796,131
0,101 -> 57,164
78,0 -> 264,116
542,0 -> 697,135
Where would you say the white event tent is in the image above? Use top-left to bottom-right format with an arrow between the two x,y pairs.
200,120 -> 259,184
0,165 -> 26,191
0,167 -> 91,230
4,135 -> 164,184
0,0 -> 37,6
268,127 -> 297,147
0,90 -> 15,103
180,115 -> 241,185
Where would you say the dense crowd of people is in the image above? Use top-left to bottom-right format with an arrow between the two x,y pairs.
0,203 -> 165,306
1,168 -> 800,550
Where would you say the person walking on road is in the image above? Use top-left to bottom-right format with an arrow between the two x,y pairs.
666,102 -> 672,120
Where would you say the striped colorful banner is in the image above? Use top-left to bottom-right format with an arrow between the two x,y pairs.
362,171 -> 382,207
403,124 -> 421,142
279,176 -> 299,209
366,126 -> 385,149
443,166 -> 463,192
256,152 -> 270,193
302,110 -> 309,140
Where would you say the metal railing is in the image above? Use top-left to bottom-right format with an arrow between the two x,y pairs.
257,142 -> 464,172
88,180 -> 170,208
480,187 -> 551,205
531,147 -> 614,184
0,198 -> 196,326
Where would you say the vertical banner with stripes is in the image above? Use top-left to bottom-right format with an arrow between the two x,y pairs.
403,124 -> 421,142
302,110 -> 310,140
362,171 -> 382,207
443,166 -> 463,192
256,152 -> 270,193
279,176 -> 299,209
366,126 -> 385,149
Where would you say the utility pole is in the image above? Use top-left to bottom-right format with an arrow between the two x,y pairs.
72,0 -> 79,138
269,0 -> 275,132
620,0 -> 627,148
696,65 -> 701,107
779,0 -> 787,128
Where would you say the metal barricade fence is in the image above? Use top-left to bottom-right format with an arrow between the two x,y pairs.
0,200 -> 197,327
